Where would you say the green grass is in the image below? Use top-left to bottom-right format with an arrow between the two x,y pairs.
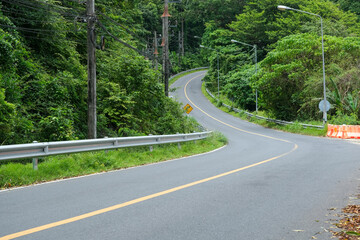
0,132 -> 227,189
202,84 -> 327,137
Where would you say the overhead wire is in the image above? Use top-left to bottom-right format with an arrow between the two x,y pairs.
97,12 -> 147,45
12,0 -> 70,10
0,23 -> 60,34
3,0 -> 76,13
18,33 -> 86,46
0,0 -> 88,44
1,0 -> 80,18
1,0 -> 153,58
0,23 -> 86,47
0,9 -> 67,23
0,23 -> 86,35
60,0 -> 86,5
96,21 -> 148,57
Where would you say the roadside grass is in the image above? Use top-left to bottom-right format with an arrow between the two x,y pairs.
0,132 -> 227,189
202,84 -> 327,137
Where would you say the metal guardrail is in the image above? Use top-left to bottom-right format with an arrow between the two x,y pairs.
206,88 -> 324,129
0,132 -> 212,161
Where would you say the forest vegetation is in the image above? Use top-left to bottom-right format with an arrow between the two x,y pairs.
200,0 -> 360,124
0,0 -> 359,145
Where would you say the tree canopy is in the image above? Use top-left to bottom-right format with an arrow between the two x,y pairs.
0,0 -> 200,145
197,0 -> 360,123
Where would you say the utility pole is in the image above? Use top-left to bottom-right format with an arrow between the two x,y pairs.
87,0 -> 97,139
181,18 -> 184,57
162,0 -> 171,97
154,31 -> 159,71
178,31 -> 181,65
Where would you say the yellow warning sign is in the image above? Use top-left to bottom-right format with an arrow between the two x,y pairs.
183,104 -> 193,114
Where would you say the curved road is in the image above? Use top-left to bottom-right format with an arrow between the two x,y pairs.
1,71 -> 360,239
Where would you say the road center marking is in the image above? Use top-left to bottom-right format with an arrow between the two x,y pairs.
184,73 -> 292,143
0,72 -> 298,240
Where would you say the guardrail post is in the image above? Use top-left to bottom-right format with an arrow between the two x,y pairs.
149,134 -> 153,152
104,136 -> 108,153
176,133 -> 181,149
32,141 -> 38,171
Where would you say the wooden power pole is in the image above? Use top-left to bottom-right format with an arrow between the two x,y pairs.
154,31 -> 159,71
181,18 -> 184,57
162,0 -> 171,97
178,31 -> 181,64
87,0 -> 97,139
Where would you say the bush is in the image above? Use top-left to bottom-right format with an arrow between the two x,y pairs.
328,111 -> 359,125
256,34 -> 360,121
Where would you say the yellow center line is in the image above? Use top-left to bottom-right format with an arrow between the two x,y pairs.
185,73 -> 292,143
0,72 -> 298,240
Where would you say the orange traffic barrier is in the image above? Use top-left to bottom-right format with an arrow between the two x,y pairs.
327,124 -> 339,138
331,125 -> 340,137
337,125 -> 348,139
327,124 -> 360,139
348,125 -> 357,138
326,124 -> 334,137
331,125 -> 339,138
355,126 -> 360,139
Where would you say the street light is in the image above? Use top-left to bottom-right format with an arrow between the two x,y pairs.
200,44 -> 220,98
278,5 -> 328,124
231,39 -> 258,113
277,5 -> 292,11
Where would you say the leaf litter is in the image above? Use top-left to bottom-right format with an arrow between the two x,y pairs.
332,205 -> 360,239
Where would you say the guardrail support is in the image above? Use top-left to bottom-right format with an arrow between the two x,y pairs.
104,136 -> 108,153
193,131 -> 196,144
32,141 -> 38,171
176,133 -> 181,149
149,134 -> 154,152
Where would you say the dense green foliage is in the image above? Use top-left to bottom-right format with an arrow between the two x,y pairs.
257,34 -> 360,120
197,0 -> 360,124
332,0 -> 360,20
0,0 -> 202,145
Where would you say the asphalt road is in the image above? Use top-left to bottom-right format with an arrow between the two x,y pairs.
1,71 -> 360,240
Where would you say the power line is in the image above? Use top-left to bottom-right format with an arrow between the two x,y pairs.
13,0 -> 70,10
4,0 -> 75,13
0,10 -> 71,24
0,2 -> 89,35
1,9 -> 58,23
0,23 -> 84,34
61,0 -> 86,5
97,21 -> 150,59
0,23 -> 59,33
1,0 -> 80,18
19,33 -> 86,45
97,12 -> 147,44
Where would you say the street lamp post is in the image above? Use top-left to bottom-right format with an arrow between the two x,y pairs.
200,45 -> 220,98
231,39 -> 258,113
278,5 -> 327,124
